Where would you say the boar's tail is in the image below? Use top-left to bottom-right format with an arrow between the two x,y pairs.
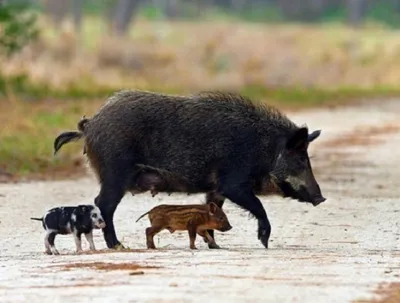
53,131 -> 83,155
53,115 -> 90,156
135,211 -> 151,223
30,217 -> 43,221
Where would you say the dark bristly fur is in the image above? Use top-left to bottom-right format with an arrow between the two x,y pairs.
53,90 -> 325,250
136,203 -> 232,249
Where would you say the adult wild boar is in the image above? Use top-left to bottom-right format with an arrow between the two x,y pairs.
53,90 -> 325,250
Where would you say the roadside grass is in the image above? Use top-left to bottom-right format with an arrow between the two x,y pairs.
6,18 -> 400,92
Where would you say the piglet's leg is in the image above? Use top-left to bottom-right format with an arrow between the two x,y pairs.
44,232 -> 52,255
47,231 -> 59,255
197,230 -> 221,249
187,223 -> 197,250
85,231 -> 96,251
145,225 -> 163,249
204,191 -> 225,248
73,231 -> 83,253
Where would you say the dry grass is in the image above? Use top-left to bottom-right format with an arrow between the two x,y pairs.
0,98 -> 101,179
5,17 -> 400,91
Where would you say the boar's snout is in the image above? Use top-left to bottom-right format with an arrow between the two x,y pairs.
312,195 -> 326,206
277,173 -> 326,206
309,182 -> 326,206
299,180 -> 326,206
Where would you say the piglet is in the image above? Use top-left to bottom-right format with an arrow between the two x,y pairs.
135,202 -> 232,250
31,204 -> 105,255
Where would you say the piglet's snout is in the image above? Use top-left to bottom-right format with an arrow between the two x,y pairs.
95,218 -> 106,229
221,224 -> 232,232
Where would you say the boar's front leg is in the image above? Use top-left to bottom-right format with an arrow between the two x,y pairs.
219,176 -> 271,249
204,191 -> 225,248
94,168 -> 129,249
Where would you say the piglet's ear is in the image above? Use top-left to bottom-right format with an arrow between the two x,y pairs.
78,205 -> 87,214
286,127 -> 309,151
209,202 -> 218,215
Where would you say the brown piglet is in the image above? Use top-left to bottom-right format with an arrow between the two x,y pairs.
135,203 -> 232,250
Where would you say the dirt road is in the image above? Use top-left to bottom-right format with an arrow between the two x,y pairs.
1,100 -> 400,303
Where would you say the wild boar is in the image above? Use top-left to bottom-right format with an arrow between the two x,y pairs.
135,203 -> 232,249
53,90 -> 325,250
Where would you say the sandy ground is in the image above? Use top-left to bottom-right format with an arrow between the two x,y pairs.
1,99 -> 400,303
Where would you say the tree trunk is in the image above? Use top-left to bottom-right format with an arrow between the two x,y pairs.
112,0 -> 142,37
44,0 -> 69,29
230,0 -> 246,12
346,0 -> 367,28
165,0 -> 179,19
70,0 -> 83,33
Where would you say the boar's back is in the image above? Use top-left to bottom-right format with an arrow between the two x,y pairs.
84,90 -> 297,190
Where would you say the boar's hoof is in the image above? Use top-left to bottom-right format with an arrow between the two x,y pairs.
114,243 -> 126,250
208,243 -> 221,249
258,230 -> 269,249
146,242 -> 156,249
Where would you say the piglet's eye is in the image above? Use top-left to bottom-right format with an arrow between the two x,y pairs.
92,214 -> 97,218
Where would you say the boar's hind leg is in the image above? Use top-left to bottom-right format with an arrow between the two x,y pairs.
204,191 -> 225,248
219,180 -> 271,249
95,170 -> 129,249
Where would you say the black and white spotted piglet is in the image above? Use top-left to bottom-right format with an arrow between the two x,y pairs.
31,205 -> 106,255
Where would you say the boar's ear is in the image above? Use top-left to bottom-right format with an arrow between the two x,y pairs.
286,127 -> 309,151
308,130 -> 321,143
208,202 -> 218,215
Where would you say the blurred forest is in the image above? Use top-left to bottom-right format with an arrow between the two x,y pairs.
24,0 -> 400,29
3,0 -> 400,179
3,0 -> 400,94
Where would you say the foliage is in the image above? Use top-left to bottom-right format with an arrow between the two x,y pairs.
0,1 -> 39,57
